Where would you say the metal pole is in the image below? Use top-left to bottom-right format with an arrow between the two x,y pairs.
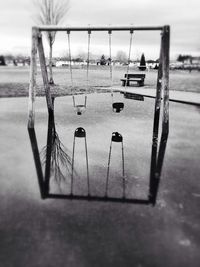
155,25 -> 170,177
149,32 -> 163,202
44,99 -> 55,195
71,135 -> 76,195
105,141 -> 112,197
28,127 -> 45,199
37,25 -> 164,32
161,25 -> 170,136
149,26 -> 170,205
85,136 -> 90,196
37,32 -> 53,111
121,141 -> 125,198
28,27 -> 38,128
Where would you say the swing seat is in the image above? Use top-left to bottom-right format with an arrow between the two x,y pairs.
112,102 -> 124,113
75,105 -> 86,115
112,132 -> 123,142
75,127 -> 86,138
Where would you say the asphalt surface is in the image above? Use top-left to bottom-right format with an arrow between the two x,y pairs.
0,93 -> 200,267
117,87 -> 200,106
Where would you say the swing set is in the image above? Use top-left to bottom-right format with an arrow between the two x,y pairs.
28,25 -> 170,205
67,27 -> 128,114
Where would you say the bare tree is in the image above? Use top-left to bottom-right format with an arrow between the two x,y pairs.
115,50 -> 128,64
33,0 -> 70,84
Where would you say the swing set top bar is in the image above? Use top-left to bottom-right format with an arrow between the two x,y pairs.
36,25 -> 166,32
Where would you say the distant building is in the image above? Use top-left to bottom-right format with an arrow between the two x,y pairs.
191,57 -> 200,64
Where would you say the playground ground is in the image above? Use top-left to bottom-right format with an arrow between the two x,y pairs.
0,78 -> 200,267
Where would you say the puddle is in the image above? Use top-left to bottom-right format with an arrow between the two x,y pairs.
29,92 -> 167,203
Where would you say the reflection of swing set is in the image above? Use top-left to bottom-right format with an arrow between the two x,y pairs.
72,95 -> 87,115
106,132 -> 125,198
28,25 -> 170,205
72,127 -> 90,196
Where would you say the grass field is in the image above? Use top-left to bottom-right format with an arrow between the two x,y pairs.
0,66 -> 200,97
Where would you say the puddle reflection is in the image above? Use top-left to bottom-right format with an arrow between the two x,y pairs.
28,93 -> 168,205
73,95 -> 87,115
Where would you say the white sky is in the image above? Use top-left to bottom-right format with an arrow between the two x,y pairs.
0,0 -> 199,59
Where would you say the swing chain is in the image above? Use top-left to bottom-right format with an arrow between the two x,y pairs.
106,132 -> 125,198
71,128 -> 90,196
67,30 -> 73,88
86,30 -> 91,90
125,30 -> 134,88
108,30 -> 113,88
67,30 -> 90,115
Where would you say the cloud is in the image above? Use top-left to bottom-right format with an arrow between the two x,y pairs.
0,0 -> 199,58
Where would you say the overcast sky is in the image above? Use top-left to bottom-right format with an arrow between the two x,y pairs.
0,0 -> 199,59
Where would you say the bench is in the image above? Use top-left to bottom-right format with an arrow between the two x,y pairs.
123,92 -> 144,101
121,74 -> 145,87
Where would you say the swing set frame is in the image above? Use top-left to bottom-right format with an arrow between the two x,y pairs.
28,25 -> 170,206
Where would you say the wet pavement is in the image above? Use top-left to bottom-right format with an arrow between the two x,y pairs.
116,87 -> 200,106
0,93 -> 200,267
